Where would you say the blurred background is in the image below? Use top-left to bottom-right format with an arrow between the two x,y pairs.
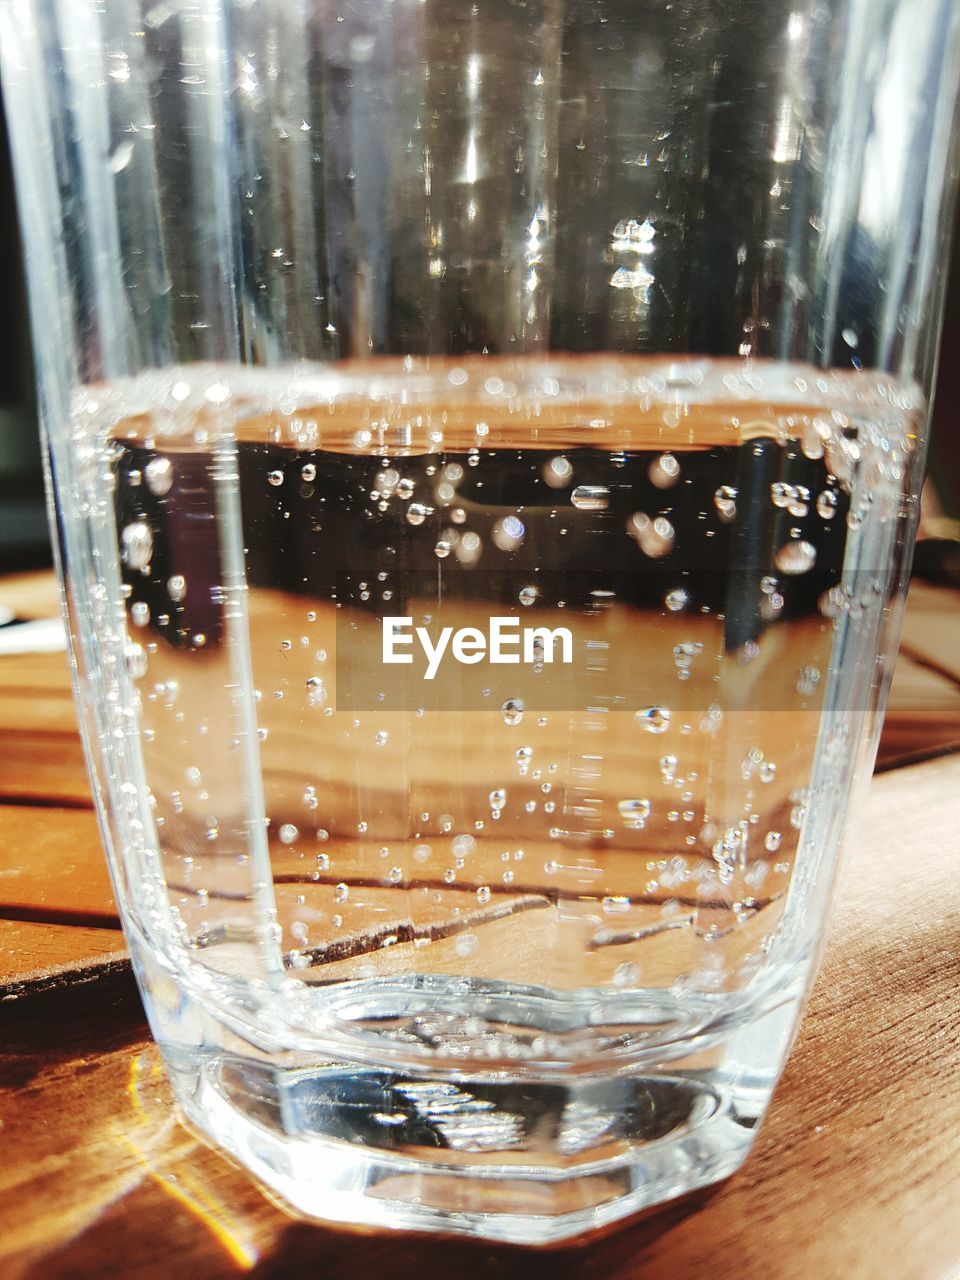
0,98 -> 957,577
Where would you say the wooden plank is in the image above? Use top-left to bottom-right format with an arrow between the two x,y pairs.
0,754 -> 959,1277
879,652 -> 960,768
899,579 -> 960,684
0,805 -> 116,925
0,919 -> 127,1000
0,732 -> 91,807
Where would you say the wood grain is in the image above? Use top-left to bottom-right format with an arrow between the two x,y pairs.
1,753 -> 959,1279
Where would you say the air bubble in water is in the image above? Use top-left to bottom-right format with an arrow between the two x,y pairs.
618,798 -> 651,823
788,487 -> 810,518
375,730 -> 389,746
797,665 -> 821,696
603,896 -> 631,914
636,706 -> 670,733
775,540 -> 816,574
456,530 -> 482,565
144,456 -> 173,496
268,470 -> 284,487
816,490 -> 838,520
492,515 -> 525,550
406,502 -> 432,526
278,823 -> 299,845
613,961 -> 640,988
124,643 -> 147,680
121,520 -> 152,573
714,485 -> 737,522
544,455 -> 573,488
519,585 -> 538,606
396,477 -> 415,500
489,788 -> 506,810
628,512 -> 674,558
665,588 -> 688,612
301,462 -> 317,482
476,885 -> 491,905
168,574 -> 187,603
765,831 -> 782,852
649,453 -> 680,489
131,600 -> 150,627
334,883 -> 349,903
571,485 -> 609,511
388,866 -> 403,884
306,676 -> 327,705
453,833 -> 476,857
502,697 -> 524,725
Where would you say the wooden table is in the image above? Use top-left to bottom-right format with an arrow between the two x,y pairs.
2,570 -> 959,1279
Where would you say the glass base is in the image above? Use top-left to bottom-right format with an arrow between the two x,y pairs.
130,930 -> 799,1244
177,1053 -> 757,1243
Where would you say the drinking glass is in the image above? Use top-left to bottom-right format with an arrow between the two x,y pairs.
2,0 -> 958,1244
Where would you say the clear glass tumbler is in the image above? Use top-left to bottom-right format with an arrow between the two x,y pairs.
2,0 -> 959,1245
